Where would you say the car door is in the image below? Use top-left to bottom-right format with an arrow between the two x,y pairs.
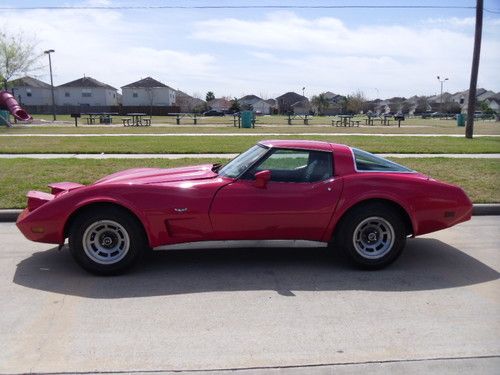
209,148 -> 343,241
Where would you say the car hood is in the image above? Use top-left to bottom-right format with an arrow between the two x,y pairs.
93,164 -> 219,185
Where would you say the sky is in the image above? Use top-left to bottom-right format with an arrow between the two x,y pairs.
1,0 -> 500,99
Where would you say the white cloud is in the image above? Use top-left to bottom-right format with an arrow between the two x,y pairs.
1,8 -> 498,98
193,12 -> 500,97
2,7 -> 217,92
424,17 -> 476,27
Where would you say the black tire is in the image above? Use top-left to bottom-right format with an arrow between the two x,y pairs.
332,203 -> 406,269
68,207 -> 148,275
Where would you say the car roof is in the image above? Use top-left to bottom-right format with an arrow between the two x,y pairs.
258,139 -> 335,152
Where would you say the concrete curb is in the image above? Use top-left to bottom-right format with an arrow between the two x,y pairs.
1,205 -> 499,223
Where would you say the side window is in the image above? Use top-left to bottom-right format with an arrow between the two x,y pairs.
246,149 -> 332,183
353,148 -> 413,172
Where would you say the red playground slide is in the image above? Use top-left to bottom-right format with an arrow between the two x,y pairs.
0,90 -> 33,122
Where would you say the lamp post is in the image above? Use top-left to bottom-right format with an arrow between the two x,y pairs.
44,49 -> 56,121
436,75 -> 448,114
302,86 -> 305,98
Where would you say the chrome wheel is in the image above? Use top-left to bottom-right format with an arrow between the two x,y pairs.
82,220 -> 130,265
352,216 -> 395,259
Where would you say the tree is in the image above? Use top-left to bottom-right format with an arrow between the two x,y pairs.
205,91 -> 215,102
345,91 -> 367,114
0,30 -> 41,90
229,97 -> 240,112
401,100 -> 413,114
414,96 -> 429,114
311,93 -> 330,115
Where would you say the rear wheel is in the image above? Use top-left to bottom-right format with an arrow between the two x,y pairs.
333,203 -> 406,269
69,207 -> 147,275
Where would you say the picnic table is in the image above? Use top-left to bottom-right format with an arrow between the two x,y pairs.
365,115 -> 382,125
169,113 -> 198,125
382,114 -> 392,126
333,115 -> 355,127
123,113 -> 150,126
287,113 -> 310,125
83,112 -> 118,125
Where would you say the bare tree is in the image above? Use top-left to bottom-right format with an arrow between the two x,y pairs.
0,30 -> 41,90
345,91 -> 367,114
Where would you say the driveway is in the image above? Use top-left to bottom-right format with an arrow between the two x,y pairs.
0,217 -> 499,374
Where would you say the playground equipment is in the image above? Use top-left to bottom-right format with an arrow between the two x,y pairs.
0,90 -> 32,126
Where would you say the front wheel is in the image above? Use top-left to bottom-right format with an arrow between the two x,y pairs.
69,207 -> 147,275
333,204 -> 406,269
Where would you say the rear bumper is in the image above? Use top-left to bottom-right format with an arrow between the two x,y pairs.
16,203 -> 65,245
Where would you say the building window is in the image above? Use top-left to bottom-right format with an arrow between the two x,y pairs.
82,89 -> 92,97
65,92 -> 70,97
132,92 -> 138,98
26,89 -> 32,97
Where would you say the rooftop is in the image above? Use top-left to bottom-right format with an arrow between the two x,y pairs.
58,76 -> 116,90
122,77 -> 173,89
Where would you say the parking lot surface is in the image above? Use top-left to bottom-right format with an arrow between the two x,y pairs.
0,217 -> 499,374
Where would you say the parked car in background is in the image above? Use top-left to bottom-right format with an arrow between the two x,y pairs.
203,109 -> 225,116
17,140 -> 472,275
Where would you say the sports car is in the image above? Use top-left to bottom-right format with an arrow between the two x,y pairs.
17,140 -> 472,275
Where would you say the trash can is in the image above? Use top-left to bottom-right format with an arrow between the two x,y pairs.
241,110 -> 253,128
0,110 -> 10,126
456,113 -> 465,127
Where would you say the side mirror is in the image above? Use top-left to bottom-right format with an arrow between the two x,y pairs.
254,170 -> 271,188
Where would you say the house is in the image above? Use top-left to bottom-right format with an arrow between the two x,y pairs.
121,77 -> 176,106
291,99 -> 311,115
276,92 -> 307,114
9,76 -> 53,106
57,76 -> 119,106
238,94 -> 273,114
175,91 -> 206,112
208,98 -> 231,112
484,94 -> 500,112
265,98 -> 276,107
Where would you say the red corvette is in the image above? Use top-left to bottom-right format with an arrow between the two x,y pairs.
17,140 -> 472,274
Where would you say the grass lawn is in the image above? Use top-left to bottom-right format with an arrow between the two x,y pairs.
2,115 -> 499,135
0,158 -> 498,208
0,135 -> 499,154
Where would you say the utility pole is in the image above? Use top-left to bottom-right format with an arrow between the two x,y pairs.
436,76 -> 448,113
44,49 -> 56,121
466,0 -> 483,139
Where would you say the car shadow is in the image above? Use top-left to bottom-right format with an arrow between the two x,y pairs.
13,238 -> 499,299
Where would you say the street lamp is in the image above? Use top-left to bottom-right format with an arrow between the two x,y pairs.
44,49 -> 56,121
436,75 -> 449,113
302,87 -> 305,98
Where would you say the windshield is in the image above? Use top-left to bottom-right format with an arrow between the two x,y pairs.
218,144 -> 269,178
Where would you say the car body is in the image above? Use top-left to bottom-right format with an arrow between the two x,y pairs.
17,140 -> 472,274
202,109 -> 225,116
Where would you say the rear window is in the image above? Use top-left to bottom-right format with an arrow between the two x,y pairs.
352,148 -> 413,172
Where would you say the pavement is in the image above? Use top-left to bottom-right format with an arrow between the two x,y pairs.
0,216 -> 499,374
